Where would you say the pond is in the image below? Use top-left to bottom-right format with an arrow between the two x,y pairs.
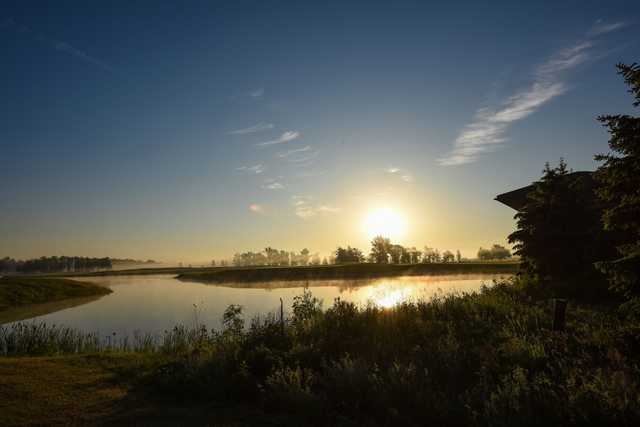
3,273 -> 511,338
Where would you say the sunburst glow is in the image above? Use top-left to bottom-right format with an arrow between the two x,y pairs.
363,208 -> 408,241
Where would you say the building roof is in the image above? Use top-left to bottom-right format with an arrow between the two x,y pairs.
495,171 -> 595,211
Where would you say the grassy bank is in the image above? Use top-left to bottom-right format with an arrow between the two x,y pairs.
0,354 -> 262,427
0,277 -> 112,313
1,276 -> 638,426
178,262 -> 520,283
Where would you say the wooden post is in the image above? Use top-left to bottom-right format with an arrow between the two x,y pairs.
279,298 -> 284,335
552,299 -> 567,331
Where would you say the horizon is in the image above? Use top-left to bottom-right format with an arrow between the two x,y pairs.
2,1 -> 639,264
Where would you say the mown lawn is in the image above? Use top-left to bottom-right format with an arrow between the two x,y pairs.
0,354 -> 272,427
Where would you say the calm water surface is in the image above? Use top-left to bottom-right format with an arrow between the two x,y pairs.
6,273 -> 511,337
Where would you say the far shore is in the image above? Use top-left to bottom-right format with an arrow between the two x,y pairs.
4,261 -> 520,283
176,262 -> 520,283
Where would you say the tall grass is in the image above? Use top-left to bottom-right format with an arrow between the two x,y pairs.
0,323 -> 221,356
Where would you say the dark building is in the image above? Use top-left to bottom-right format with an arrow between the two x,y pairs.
495,171 -> 595,211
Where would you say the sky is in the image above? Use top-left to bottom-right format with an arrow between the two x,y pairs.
1,1 -> 639,264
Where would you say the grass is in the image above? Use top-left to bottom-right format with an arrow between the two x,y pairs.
0,276 -> 112,312
177,262 -> 520,283
0,353 -> 264,427
1,276 -> 638,426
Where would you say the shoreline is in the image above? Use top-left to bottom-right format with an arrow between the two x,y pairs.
176,262 -> 520,283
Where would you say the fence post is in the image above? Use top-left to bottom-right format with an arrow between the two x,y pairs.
280,297 -> 284,335
552,298 -> 567,332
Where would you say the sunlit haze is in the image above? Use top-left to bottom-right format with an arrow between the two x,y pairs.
363,208 -> 408,241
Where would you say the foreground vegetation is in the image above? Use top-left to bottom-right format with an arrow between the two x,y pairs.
1,276 -> 639,426
0,276 -> 111,312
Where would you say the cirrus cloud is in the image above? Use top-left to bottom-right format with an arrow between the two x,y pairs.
438,20 -> 626,166
292,196 -> 340,219
228,122 -> 274,135
257,131 -> 301,147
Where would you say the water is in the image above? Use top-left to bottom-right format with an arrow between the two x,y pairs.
3,273 -> 510,338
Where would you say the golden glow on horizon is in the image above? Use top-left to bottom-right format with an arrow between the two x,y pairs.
363,208 -> 408,241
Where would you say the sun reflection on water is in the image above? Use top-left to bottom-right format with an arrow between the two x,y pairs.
362,282 -> 415,308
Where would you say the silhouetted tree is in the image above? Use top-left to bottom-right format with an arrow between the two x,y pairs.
422,246 -> 438,263
389,244 -> 408,264
299,248 -> 310,266
407,247 -> 421,264
442,250 -> 455,263
595,62 -> 640,307
370,236 -> 392,263
508,160 -> 616,297
334,246 -> 365,264
456,250 -> 462,263
478,244 -> 511,260
309,254 -> 321,265
0,256 -> 112,274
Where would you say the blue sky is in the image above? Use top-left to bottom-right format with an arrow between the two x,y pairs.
1,1 -> 639,263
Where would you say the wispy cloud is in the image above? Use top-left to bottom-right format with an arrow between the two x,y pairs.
588,20 -> 627,36
2,18 -> 116,74
262,179 -> 285,190
292,196 -> 340,219
277,145 -> 311,158
236,164 -> 265,174
295,169 -> 327,179
257,131 -> 301,147
50,40 -> 116,73
249,204 -> 264,213
385,166 -> 413,182
438,21 -> 626,166
285,151 -> 319,163
249,88 -> 264,98
228,122 -> 274,135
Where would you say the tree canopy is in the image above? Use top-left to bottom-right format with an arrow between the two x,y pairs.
508,159 -> 616,298
477,245 -> 511,261
595,62 -> 640,306
334,246 -> 365,264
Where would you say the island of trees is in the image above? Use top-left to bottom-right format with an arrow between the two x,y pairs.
225,241 -> 511,268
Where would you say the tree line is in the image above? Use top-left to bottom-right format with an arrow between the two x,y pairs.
334,238 -> 510,264
231,248 -> 326,267
224,241 -> 511,268
0,256 -> 113,274
477,244 -> 512,261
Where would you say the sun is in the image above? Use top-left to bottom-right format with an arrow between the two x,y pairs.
363,208 -> 408,241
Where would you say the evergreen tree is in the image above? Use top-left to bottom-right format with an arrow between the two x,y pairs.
508,160 -> 615,298
595,62 -> 640,307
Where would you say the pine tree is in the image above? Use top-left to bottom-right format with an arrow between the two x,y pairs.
595,62 -> 640,308
508,160 -> 614,298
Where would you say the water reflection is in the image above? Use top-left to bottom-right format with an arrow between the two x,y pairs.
3,273 -> 510,338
